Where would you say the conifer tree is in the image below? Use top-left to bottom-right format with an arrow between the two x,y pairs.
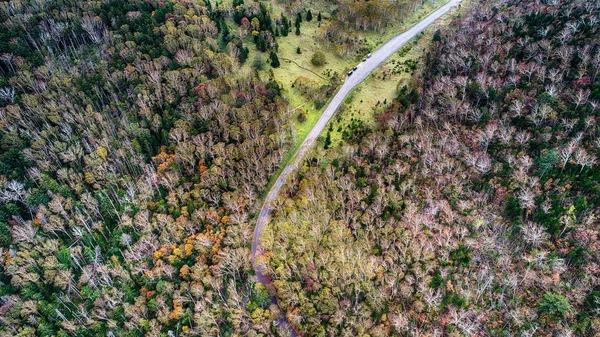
270,51 -> 280,68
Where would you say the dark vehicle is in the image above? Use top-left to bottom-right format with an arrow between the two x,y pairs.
348,71 -> 353,76
353,66 -> 358,71
363,58 -> 367,62
367,53 -> 372,58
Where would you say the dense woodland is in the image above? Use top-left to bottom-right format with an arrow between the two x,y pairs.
2,0 -> 599,336
0,0 -> 435,335
262,0 -> 600,336
0,0 -> 297,336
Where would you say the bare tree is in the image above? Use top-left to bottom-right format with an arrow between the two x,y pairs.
0,87 -> 15,103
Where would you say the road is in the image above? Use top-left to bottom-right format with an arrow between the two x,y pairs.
251,0 -> 461,335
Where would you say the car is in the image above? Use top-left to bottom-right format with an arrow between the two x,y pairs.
367,53 -> 372,58
363,58 -> 367,62
348,71 -> 353,76
353,66 -> 358,71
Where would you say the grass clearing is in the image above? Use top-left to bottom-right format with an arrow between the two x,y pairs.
328,32 -> 429,144
249,0 -> 454,196
267,0 -> 451,142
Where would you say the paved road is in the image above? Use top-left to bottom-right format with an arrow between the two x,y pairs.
251,0 -> 461,335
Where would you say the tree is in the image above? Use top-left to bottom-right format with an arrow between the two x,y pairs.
0,87 -> 15,103
317,12 -> 322,22
306,10 -> 313,22
0,222 -> 12,247
585,287 -> 600,316
324,131 -> 332,149
295,13 -> 301,35
256,34 -> 268,52
296,47 -> 301,54
270,52 -> 280,68
238,46 -> 249,64
311,51 -> 326,67
433,29 -> 442,42
219,19 -> 232,48
281,14 -> 289,36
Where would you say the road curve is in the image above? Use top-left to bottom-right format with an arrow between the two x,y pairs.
251,1 -> 461,335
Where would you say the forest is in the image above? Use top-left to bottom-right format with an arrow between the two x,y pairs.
0,0 -> 436,336
1,0 -> 598,336
0,0 -> 294,336
261,0 -> 600,336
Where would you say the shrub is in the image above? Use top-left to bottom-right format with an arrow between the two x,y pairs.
537,292 -> 571,317
311,51 -> 326,67
585,288 -> 600,316
297,112 -> 306,123
252,56 -> 265,70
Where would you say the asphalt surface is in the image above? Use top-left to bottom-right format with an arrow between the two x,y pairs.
251,1 -> 461,335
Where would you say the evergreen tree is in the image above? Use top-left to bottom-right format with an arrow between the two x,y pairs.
324,130 -> 332,149
252,56 -> 265,70
317,12 -> 322,22
238,45 -> 249,64
306,10 -> 313,22
258,3 -> 273,33
270,52 -> 280,68
433,29 -> 442,42
233,10 -> 243,24
296,47 -> 301,54
281,14 -> 289,36
256,34 -> 267,52
219,19 -> 231,48
295,16 -> 301,36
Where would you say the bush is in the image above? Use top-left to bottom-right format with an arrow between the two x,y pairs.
311,51 -> 326,67
449,245 -> 472,267
252,56 -> 265,70
537,292 -> 571,317
297,112 -> 306,123
247,283 -> 271,312
429,270 -> 443,288
585,288 -> 600,316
